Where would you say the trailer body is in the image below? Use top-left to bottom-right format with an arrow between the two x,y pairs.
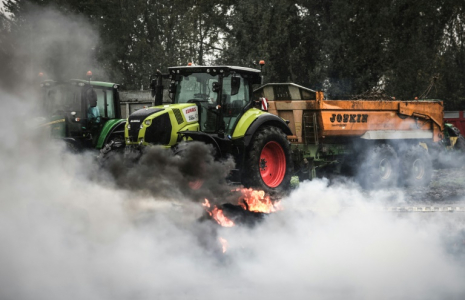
254,83 -> 445,186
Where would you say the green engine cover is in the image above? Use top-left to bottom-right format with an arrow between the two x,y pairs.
125,103 -> 200,147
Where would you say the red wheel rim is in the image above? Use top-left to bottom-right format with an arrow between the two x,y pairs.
259,141 -> 286,188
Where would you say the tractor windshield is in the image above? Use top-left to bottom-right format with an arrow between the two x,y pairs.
44,84 -> 82,116
175,73 -> 218,104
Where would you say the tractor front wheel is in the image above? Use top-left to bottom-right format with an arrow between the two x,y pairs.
243,126 -> 292,194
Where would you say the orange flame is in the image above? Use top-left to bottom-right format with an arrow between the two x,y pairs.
237,188 -> 282,213
219,237 -> 228,253
203,199 -> 234,227
202,198 -> 210,208
202,188 -> 282,228
209,207 -> 234,227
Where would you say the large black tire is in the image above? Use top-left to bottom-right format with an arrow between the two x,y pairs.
358,144 -> 399,189
400,145 -> 432,187
242,126 -> 292,194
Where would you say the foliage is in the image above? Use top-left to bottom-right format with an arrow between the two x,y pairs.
1,0 -> 465,109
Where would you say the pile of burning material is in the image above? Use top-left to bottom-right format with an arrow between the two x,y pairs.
201,188 -> 283,253
201,188 -> 283,228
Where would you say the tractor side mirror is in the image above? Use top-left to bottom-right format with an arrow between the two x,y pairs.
231,77 -> 240,96
212,82 -> 220,93
150,78 -> 157,98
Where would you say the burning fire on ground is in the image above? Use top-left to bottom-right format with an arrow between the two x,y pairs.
202,188 -> 283,227
218,237 -> 228,253
236,188 -> 282,213
203,199 -> 235,227
202,188 -> 283,253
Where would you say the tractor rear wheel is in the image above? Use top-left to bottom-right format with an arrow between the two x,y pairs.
401,145 -> 432,187
243,126 -> 292,194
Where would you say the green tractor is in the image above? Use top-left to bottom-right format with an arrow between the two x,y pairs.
102,65 -> 293,192
39,73 -> 126,152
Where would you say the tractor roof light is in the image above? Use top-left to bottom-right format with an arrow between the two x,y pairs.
86,71 -> 93,77
259,60 -> 265,73
187,62 -> 192,66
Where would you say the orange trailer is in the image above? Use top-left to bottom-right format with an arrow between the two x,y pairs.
254,83 -> 445,187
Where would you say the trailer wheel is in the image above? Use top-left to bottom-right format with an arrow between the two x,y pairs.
359,144 -> 399,189
401,145 -> 432,187
243,126 -> 292,194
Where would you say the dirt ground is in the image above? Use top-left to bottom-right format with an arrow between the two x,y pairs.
405,166 -> 465,203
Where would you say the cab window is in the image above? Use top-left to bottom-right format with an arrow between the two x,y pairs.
93,88 -> 116,118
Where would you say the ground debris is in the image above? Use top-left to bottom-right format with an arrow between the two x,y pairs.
405,167 -> 465,203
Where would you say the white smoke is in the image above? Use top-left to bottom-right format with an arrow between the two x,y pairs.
1,6 -> 465,300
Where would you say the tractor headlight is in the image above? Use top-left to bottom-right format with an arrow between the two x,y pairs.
140,124 -> 143,129
144,119 -> 151,126
127,124 -> 131,130
126,138 -> 131,143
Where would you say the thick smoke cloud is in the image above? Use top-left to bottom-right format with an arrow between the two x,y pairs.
1,6 -> 465,300
0,3 -> 102,94
100,142 -> 237,205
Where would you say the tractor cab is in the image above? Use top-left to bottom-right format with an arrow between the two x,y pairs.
40,79 -> 123,150
164,66 -> 262,136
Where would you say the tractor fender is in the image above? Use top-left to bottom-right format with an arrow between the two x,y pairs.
177,131 -> 222,158
243,114 -> 292,148
96,119 -> 127,149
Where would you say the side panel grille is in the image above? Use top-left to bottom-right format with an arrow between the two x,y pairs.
172,108 -> 184,125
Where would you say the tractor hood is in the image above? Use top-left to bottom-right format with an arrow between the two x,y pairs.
125,103 -> 200,146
